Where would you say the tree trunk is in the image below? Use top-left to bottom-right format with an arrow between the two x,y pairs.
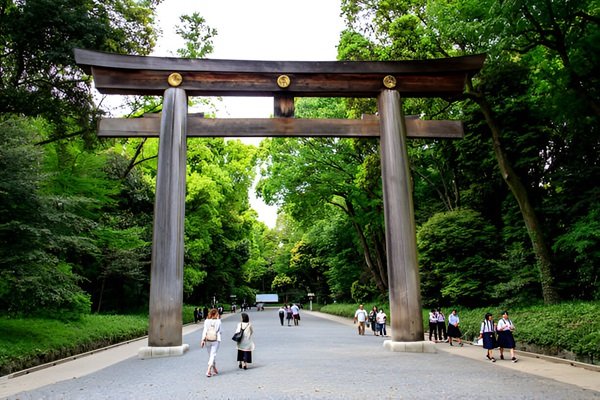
330,199 -> 388,293
466,81 -> 560,304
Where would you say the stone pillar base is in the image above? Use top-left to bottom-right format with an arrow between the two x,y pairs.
138,344 -> 189,359
383,340 -> 436,353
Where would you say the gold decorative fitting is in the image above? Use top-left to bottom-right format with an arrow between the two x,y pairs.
277,75 -> 291,88
167,73 -> 183,87
383,75 -> 397,89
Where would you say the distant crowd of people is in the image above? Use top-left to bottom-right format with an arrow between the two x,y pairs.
277,303 -> 301,326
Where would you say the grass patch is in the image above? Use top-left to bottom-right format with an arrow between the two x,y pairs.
322,300 -> 600,364
0,306 -> 197,376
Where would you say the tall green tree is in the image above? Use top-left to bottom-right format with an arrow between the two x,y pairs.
0,116 -> 91,316
339,0 -> 600,303
0,0 -> 161,142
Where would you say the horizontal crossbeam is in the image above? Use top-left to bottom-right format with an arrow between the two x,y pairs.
98,117 -> 463,139
75,49 -> 485,98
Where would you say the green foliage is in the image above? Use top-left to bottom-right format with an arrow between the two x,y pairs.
553,204 -> 600,299
175,12 -> 217,58
350,280 -> 378,304
417,209 -> 501,307
0,0 -> 160,135
0,314 -> 148,375
451,302 -> 600,362
0,116 -> 91,316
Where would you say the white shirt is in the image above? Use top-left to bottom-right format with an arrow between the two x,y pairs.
376,311 -> 387,324
480,319 -> 495,333
355,308 -> 368,322
429,312 -> 438,323
497,318 -> 514,331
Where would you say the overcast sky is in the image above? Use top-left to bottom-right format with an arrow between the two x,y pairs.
153,0 -> 345,227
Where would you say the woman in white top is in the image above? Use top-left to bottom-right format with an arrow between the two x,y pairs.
235,312 -> 255,369
201,308 -> 222,377
496,310 -> 518,362
479,312 -> 497,362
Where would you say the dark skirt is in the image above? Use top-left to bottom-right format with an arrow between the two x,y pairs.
482,332 -> 497,349
237,350 -> 252,363
497,330 -> 516,348
447,323 -> 462,338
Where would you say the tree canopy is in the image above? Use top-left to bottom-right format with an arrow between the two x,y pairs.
0,1 -> 598,318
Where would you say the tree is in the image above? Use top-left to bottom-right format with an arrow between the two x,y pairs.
0,116 -> 91,316
0,0 -> 161,142
339,0 -> 600,304
417,209 -> 501,307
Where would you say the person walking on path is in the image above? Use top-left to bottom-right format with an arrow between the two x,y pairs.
194,307 -> 200,323
447,309 -> 464,347
376,308 -> 387,337
291,303 -> 300,326
278,305 -> 286,326
428,309 -> 438,342
286,305 -> 293,326
201,308 -> 222,377
497,310 -> 518,363
354,304 -> 368,335
479,312 -> 497,362
235,312 -> 255,370
436,308 -> 447,342
369,306 -> 379,336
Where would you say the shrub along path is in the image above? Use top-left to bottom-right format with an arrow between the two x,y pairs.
1,309 -> 599,399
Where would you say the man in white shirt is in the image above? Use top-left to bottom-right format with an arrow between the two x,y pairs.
291,303 -> 300,326
354,304 -> 369,335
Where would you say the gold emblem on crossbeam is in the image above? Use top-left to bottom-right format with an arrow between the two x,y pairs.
277,75 -> 291,88
168,73 -> 183,87
383,75 -> 397,89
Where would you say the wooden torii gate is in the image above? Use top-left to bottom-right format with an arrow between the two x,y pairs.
75,49 -> 484,357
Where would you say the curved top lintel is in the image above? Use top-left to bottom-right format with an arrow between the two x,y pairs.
74,48 -> 485,97
75,48 -> 485,75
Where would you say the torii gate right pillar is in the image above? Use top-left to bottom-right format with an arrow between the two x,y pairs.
379,90 -> 434,352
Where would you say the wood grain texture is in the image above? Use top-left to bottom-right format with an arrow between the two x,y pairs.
98,117 -> 463,139
75,49 -> 485,97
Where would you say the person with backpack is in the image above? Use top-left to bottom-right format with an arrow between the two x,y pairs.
201,308 -> 222,377
479,312 -> 497,362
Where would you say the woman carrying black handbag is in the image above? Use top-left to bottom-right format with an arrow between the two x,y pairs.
235,312 -> 255,369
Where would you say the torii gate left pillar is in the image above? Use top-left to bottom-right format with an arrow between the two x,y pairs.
138,88 -> 189,358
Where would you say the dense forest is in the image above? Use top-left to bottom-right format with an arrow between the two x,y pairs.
0,0 -> 598,319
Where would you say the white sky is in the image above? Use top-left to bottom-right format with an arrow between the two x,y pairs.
153,0 -> 345,228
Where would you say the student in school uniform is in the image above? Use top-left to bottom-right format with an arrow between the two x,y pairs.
497,310 -> 518,362
436,308 -> 447,342
447,309 -> 464,346
479,312 -> 497,362
428,309 -> 438,342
